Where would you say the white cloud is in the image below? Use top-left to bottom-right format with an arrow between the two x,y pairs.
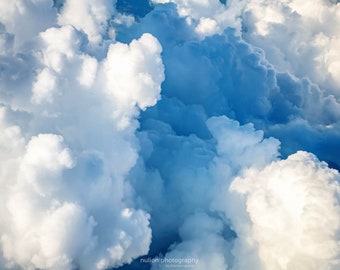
195,17 -> 219,37
1,0 -> 340,269
242,0 -> 340,90
152,0 -> 247,37
207,116 -> 280,170
0,5 -> 164,267
77,55 -> 98,88
57,0 -> 115,44
31,68 -> 57,104
0,0 -> 56,50
38,25 -> 81,73
228,151 -> 340,270
152,0 -> 340,90
101,33 -> 164,129
151,212 -> 230,270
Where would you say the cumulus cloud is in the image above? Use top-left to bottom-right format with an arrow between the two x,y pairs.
57,0 -> 115,44
101,33 -> 164,128
128,115 -> 280,269
132,1 -> 340,165
229,151 -> 340,270
151,0 -> 246,37
1,0 -> 340,270
0,1 -> 164,268
31,68 -> 57,104
150,212 -> 230,270
0,0 -> 57,50
241,0 -> 340,90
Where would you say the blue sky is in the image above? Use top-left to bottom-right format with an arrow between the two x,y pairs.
0,1 -> 340,269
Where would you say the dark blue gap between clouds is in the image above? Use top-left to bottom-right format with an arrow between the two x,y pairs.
115,0 -> 228,19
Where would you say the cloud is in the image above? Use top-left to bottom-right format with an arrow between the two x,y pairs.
241,0 -> 340,90
0,0 -> 57,50
31,68 -> 57,104
151,0 -> 245,37
102,32 -> 164,128
0,3 -> 164,268
150,212 -> 230,270
57,0 -> 115,44
129,115 -> 280,268
0,23 -> 14,56
1,0 -> 340,270
228,151 -> 340,270
130,2 -> 340,166
0,105 -> 154,269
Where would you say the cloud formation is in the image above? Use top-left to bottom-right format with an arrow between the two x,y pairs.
0,1 -> 164,268
0,0 -> 340,270
229,151 -> 340,270
242,0 -> 340,91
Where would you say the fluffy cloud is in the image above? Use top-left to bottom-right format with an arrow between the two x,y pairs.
151,0 -> 340,90
1,0 -> 340,270
57,0 -> 115,44
241,0 -> 340,90
151,0 -> 246,37
229,151 -> 340,270
129,115 -> 280,269
102,33 -> 164,128
0,106 -> 154,269
0,2 -> 164,268
150,212 -> 230,270
132,1 -> 340,166
0,0 -> 56,50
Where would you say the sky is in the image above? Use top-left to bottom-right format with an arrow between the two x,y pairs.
0,0 -> 340,269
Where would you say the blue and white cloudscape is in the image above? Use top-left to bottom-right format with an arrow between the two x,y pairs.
0,0 -> 340,269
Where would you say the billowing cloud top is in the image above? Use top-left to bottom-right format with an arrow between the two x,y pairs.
0,0 -> 340,270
